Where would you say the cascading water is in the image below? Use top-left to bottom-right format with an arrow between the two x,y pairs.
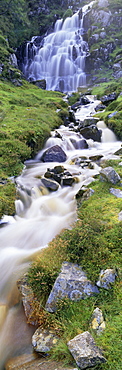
22,2 -> 95,92
0,94 -> 121,368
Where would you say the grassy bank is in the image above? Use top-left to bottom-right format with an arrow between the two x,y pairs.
27,80 -> 122,369
0,80 -> 67,217
28,160 -> 122,369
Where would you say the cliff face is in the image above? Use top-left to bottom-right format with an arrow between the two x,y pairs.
83,0 -> 122,83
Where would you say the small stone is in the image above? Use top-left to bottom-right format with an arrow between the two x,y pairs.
32,327 -> 59,353
67,331 -> 106,369
91,307 -> 106,335
96,269 -> 117,289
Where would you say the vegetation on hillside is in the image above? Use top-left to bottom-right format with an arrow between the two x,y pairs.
0,79 -> 67,217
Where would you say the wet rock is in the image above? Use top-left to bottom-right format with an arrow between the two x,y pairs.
32,327 -> 59,353
41,145 -> 67,163
95,103 -> 106,112
76,187 -> 94,201
80,95 -> 91,105
91,307 -> 106,335
68,109 -> 76,124
67,331 -> 106,369
5,355 -> 78,370
114,146 -> 122,155
89,154 -> 103,162
5,353 -> 39,370
78,117 -> 99,128
100,166 -> 121,184
101,92 -> 117,106
17,276 -> 38,325
44,166 -> 76,187
32,79 -> 46,89
70,138 -> 88,149
79,125 -> 102,142
71,101 -> 81,111
41,177 -> 59,191
96,269 -> 117,289
110,188 -> 122,198
45,262 -> 99,313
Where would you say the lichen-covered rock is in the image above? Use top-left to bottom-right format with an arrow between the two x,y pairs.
32,328 -> 59,353
96,269 -> 117,289
67,331 -> 106,369
45,262 -> 99,313
100,166 -> 121,184
91,307 -> 106,335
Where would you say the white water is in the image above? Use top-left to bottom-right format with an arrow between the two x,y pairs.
23,2 -> 95,92
0,96 -> 121,368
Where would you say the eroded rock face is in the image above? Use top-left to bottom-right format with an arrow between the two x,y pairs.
96,269 -> 117,289
67,331 -> 106,369
45,262 -> 99,313
79,125 -> 102,142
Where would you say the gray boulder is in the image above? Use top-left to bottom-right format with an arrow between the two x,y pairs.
67,331 -> 106,369
96,269 -> 117,289
41,145 -> 67,163
100,167 -> 121,184
45,262 -> 99,313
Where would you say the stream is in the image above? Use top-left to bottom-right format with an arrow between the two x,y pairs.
0,96 -> 121,368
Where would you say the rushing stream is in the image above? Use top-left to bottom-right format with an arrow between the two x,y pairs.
0,96 -> 121,368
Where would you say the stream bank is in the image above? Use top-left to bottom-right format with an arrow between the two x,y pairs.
0,90 -> 122,370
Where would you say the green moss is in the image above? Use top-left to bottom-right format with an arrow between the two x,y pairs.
0,79 -> 66,216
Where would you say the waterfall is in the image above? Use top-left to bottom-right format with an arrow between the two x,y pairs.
22,2 -> 95,92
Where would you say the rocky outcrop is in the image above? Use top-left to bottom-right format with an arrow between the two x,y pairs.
32,327 -> 59,353
67,331 -> 106,369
